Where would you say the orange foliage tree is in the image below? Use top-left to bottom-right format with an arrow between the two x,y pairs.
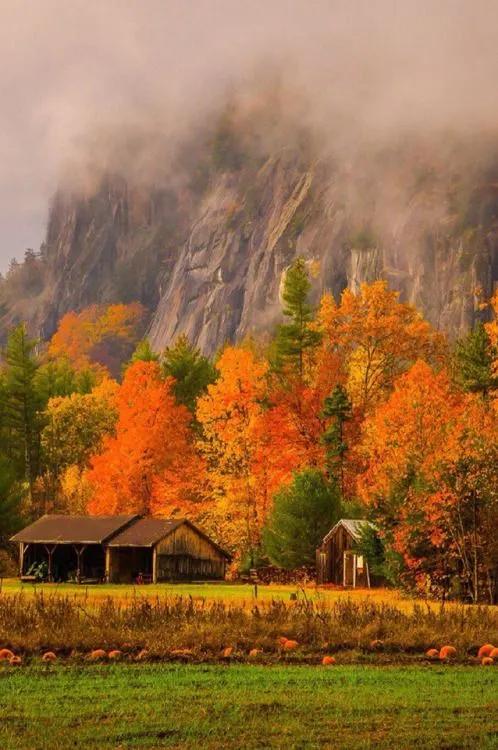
48,303 -> 146,377
318,281 -> 445,413
358,360 -> 498,600
196,347 -> 301,557
87,361 -> 201,516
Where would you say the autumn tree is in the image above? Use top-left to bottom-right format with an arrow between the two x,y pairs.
196,347 -> 270,557
87,361 -> 199,516
48,302 -> 146,378
318,281 -> 445,412
358,360 -> 498,601
40,379 -> 119,511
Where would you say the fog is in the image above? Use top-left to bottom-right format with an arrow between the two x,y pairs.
1,0 -> 498,270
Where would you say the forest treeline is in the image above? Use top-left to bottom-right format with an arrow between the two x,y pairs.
1,261 -> 497,602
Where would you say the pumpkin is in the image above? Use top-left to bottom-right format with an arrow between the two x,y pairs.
42,651 -> 57,662
222,647 -> 233,658
489,648 -> 498,660
426,648 -> 439,659
481,656 -> 494,666
136,649 -> 149,661
277,636 -> 289,647
108,650 -> 122,660
283,639 -> 299,651
478,644 -> 495,659
370,639 -> 383,650
439,645 -> 457,660
88,649 -> 107,661
9,655 -> 22,666
248,648 -> 261,658
322,656 -> 336,665
0,648 -> 14,661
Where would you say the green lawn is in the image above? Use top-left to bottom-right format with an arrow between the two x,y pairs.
1,663 -> 497,749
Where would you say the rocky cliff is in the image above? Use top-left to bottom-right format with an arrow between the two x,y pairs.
2,117 -> 498,353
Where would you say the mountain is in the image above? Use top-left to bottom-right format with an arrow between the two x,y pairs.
2,104 -> 498,353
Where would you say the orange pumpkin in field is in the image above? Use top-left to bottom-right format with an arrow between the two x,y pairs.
248,649 -> 262,658
42,651 -> 57,662
9,655 -> 22,666
0,648 -> 14,661
489,648 -> 498,660
370,639 -> 383,650
277,636 -> 289,647
439,645 -> 457,660
222,647 -> 233,658
136,649 -> 149,661
426,648 -> 439,659
322,656 -> 336,666
481,656 -> 494,666
108,650 -> 122,660
283,639 -> 299,651
478,644 -> 495,659
88,649 -> 107,661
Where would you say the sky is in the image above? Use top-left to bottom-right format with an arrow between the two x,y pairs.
1,0 -> 498,272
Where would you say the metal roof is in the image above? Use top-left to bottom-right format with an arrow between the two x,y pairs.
107,517 -> 184,547
321,518 -> 375,545
10,514 -> 139,544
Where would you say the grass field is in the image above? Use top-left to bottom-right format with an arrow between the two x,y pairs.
0,578 -> 447,609
1,663 -> 497,749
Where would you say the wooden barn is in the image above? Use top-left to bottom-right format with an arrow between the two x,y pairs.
11,514 -> 231,583
316,519 -> 375,587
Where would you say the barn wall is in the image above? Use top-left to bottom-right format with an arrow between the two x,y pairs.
156,524 -> 226,563
155,524 -> 226,581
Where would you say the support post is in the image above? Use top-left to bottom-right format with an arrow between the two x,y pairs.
343,551 -> 347,587
45,545 -> 57,582
152,547 -> 157,584
352,554 -> 357,589
366,561 -> 371,589
105,547 -> 111,583
74,545 -> 87,583
19,542 -> 24,577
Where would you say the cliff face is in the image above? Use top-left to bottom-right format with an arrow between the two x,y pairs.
2,129 -> 498,353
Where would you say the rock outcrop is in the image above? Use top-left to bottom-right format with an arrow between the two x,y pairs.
2,128 -> 498,353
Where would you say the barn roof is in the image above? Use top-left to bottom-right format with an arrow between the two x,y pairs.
108,517 -> 232,559
321,518 -> 374,545
107,517 -> 184,547
10,514 -> 139,544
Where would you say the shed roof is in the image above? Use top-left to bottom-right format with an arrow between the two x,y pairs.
107,517 -> 232,560
321,518 -> 374,546
107,517 -> 184,547
10,514 -> 138,545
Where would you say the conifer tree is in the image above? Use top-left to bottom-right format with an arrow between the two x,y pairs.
454,322 -> 498,397
275,258 -> 322,380
321,384 -> 352,495
162,335 -> 216,412
2,324 -> 40,496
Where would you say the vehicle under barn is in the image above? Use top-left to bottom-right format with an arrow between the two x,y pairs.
11,514 -> 231,583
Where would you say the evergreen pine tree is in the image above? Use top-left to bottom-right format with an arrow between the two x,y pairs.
274,257 -> 322,379
3,324 -> 40,496
162,335 -> 217,412
321,384 -> 352,496
454,322 -> 498,397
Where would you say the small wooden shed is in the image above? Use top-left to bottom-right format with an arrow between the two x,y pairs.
11,514 -> 231,583
316,518 -> 374,587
